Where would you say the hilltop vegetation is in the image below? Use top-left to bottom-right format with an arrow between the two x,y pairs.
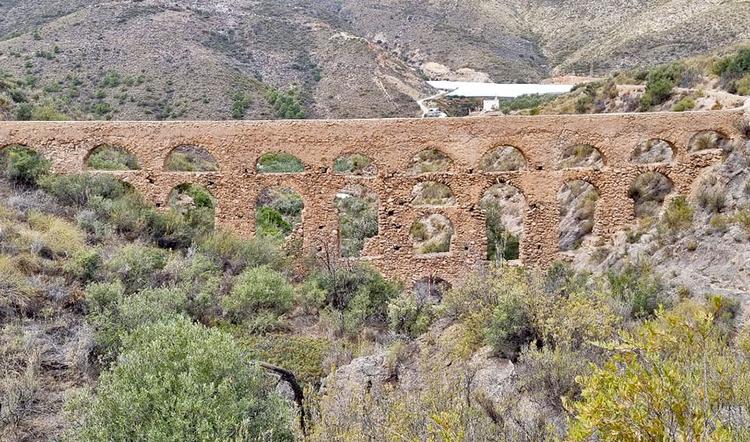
0,0 -> 748,121
2,123 -> 750,440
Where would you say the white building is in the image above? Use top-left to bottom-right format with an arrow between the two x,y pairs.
427,81 -> 575,112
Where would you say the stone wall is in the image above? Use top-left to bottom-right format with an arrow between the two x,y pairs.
0,109 -> 744,283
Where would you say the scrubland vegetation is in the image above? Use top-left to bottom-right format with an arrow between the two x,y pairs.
3,136 -> 750,440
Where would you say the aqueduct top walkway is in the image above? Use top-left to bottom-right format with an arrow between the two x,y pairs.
0,109 -> 744,282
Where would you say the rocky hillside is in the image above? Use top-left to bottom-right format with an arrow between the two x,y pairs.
0,0 -> 748,121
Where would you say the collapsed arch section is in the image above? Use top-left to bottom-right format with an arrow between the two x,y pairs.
479,145 -> 526,172
335,184 -> 379,258
407,149 -> 453,175
411,181 -> 455,206
558,180 -> 599,251
167,183 -> 217,231
688,130 -> 729,153
557,144 -> 605,169
256,152 -> 304,174
481,183 -> 525,260
86,144 -> 140,170
334,153 -> 376,177
631,139 -> 674,164
255,187 -> 304,239
410,213 -> 453,255
165,145 -> 218,172
629,172 -> 673,219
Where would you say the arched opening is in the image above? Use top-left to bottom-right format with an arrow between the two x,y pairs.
410,214 -> 453,255
631,139 -> 674,164
255,187 -> 304,239
335,184 -> 379,258
479,145 -> 526,172
558,180 -> 599,251
0,144 -> 49,185
165,145 -> 218,172
481,183 -> 525,260
413,276 -> 451,304
411,181 -> 455,206
167,183 -> 217,232
86,144 -> 139,170
256,152 -> 304,174
629,172 -> 673,219
407,149 -> 452,175
557,144 -> 604,169
688,130 -> 729,153
334,153 -> 376,176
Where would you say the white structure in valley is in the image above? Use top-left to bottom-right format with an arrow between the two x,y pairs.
426,81 -> 575,112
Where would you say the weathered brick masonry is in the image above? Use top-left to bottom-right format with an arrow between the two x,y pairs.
0,109 -> 745,283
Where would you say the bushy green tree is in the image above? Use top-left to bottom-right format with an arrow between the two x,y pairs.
222,265 -> 294,322
0,145 -> 50,185
67,317 -> 293,441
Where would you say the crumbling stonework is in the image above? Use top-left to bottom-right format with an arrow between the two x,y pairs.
0,109 -> 744,283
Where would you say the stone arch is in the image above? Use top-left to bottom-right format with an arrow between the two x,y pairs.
688,130 -> 730,153
479,145 -> 527,172
335,184 -> 379,258
410,213 -> 454,255
557,143 -> 605,169
630,139 -> 675,164
255,186 -> 304,239
333,153 -> 377,177
480,183 -> 526,260
85,144 -> 140,170
165,145 -> 218,172
256,152 -> 305,174
411,181 -> 455,206
166,183 -> 217,230
413,276 -> 451,304
407,148 -> 453,175
558,180 -> 599,251
629,172 -> 674,219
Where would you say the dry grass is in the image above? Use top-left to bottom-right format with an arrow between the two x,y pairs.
411,182 -> 455,206
479,146 -> 526,172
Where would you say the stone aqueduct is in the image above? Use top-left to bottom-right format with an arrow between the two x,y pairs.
0,109 -> 745,283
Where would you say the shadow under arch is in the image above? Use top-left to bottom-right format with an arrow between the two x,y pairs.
334,183 -> 379,258
557,143 -> 605,170
164,144 -> 219,172
407,148 -> 454,175
479,144 -> 527,172
628,171 -> 674,219
85,144 -> 140,170
631,139 -> 675,164
480,182 -> 526,260
558,179 -> 600,251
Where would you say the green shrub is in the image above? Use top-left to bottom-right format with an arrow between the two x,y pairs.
256,153 -> 304,173
105,243 -> 169,293
671,96 -> 695,112
67,317 -> 293,441
198,230 -> 284,274
516,345 -> 590,411
256,206 -> 292,238
736,74 -> 750,96
39,173 -> 130,207
606,262 -> 668,319
222,266 -> 293,322
639,64 -> 683,109
86,282 -> 189,361
245,334 -> 331,385
165,146 -> 218,172
86,145 -> 139,170
334,154 -> 374,175
0,145 -> 50,185
661,196 -> 693,232
315,264 -> 401,323
387,293 -> 438,338
266,88 -> 305,119
486,294 -> 535,360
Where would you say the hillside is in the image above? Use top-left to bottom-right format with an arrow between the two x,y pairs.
0,0 -> 748,121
